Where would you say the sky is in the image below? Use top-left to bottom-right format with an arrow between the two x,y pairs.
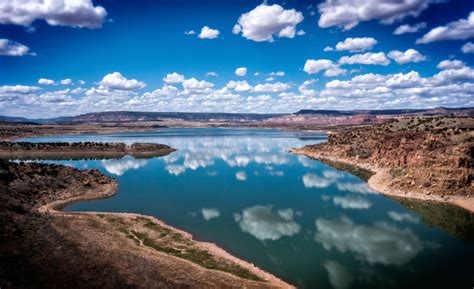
1,0 -> 473,118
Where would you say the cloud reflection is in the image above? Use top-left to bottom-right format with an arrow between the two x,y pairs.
315,216 -> 423,266
235,205 -> 301,241
324,260 -> 354,289
101,156 -> 147,176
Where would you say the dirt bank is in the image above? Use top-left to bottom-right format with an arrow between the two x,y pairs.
0,160 -> 292,289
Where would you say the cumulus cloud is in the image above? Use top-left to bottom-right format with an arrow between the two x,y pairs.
233,4 -> 304,42
226,80 -> 252,92
318,0 -> 433,30
0,39 -> 32,56
201,208 -> 220,220
236,171 -> 247,181
101,156 -> 147,176
437,59 -> 465,70
393,22 -> 426,35
304,59 -> 346,76
235,67 -> 247,76
182,77 -> 214,93
0,85 -> 41,94
0,0 -> 107,29
335,37 -> 377,52
163,72 -> 185,83
184,30 -> 195,35
60,78 -> 72,85
100,72 -> 145,90
235,205 -> 301,241
339,52 -> 390,66
461,42 -> 474,54
315,216 -> 424,266
198,26 -> 220,39
38,78 -> 56,85
387,49 -> 426,64
417,11 -> 474,43
324,260 -> 353,289
253,82 -> 291,92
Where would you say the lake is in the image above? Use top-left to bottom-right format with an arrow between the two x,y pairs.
21,128 -> 474,289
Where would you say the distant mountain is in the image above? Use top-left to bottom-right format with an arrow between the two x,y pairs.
0,115 -> 34,123
45,111 -> 284,123
1,107 -> 472,124
295,107 -> 474,117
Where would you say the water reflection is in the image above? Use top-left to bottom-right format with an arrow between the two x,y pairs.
324,260 -> 353,289
21,129 -> 474,288
234,205 -> 301,241
101,156 -> 147,176
315,216 -> 424,266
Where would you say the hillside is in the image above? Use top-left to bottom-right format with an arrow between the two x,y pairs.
292,116 -> 474,211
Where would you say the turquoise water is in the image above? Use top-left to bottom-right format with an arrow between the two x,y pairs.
21,128 -> 474,289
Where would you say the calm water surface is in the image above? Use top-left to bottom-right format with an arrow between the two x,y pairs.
21,128 -> 474,289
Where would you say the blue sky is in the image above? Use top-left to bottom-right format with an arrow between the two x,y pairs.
1,0 -> 473,117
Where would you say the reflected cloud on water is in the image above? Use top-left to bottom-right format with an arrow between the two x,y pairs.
315,216 -> 424,266
234,205 -> 301,241
201,208 -> 220,220
101,156 -> 147,176
324,260 -> 354,289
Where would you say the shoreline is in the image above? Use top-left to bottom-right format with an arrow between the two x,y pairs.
37,167 -> 293,289
290,148 -> 474,213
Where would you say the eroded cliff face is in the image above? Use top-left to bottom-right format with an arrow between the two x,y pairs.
302,117 -> 473,197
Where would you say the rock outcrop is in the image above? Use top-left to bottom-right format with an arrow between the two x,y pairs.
294,117 -> 473,199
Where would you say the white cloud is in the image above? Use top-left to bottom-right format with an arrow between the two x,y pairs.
461,42 -> 474,54
163,72 -> 185,83
335,37 -> 377,52
235,67 -> 247,76
226,80 -> 252,92
339,52 -> 390,66
0,85 -> 41,94
298,79 -> 317,97
318,0 -> 433,30
101,156 -> 147,176
253,82 -> 291,92
387,49 -> 426,64
100,72 -> 145,90
304,59 -> 346,76
184,30 -> 195,35
206,71 -> 219,77
38,78 -> 56,85
233,4 -> 304,42
198,26 -> 220,39
324,260 -> 353,289
393,22 -> 426,35
0,0 -> 107,29
201,208 -> 220,220
60,78 -> 72,85
269,71 -> 285,77
296,29 -> 306,36
0,39 -> 32,56
417,11 -> 474,43
182,77 -> 214,93
235,205 -> 301,241
315,216 -> 424,266
323,46 -> 334,52
437,59 -> 465,70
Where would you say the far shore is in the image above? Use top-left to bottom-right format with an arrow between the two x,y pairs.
291,148 -> 474,213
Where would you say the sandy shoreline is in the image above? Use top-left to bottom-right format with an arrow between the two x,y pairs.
38,174 -> 293,289
290,148 -> 474,213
